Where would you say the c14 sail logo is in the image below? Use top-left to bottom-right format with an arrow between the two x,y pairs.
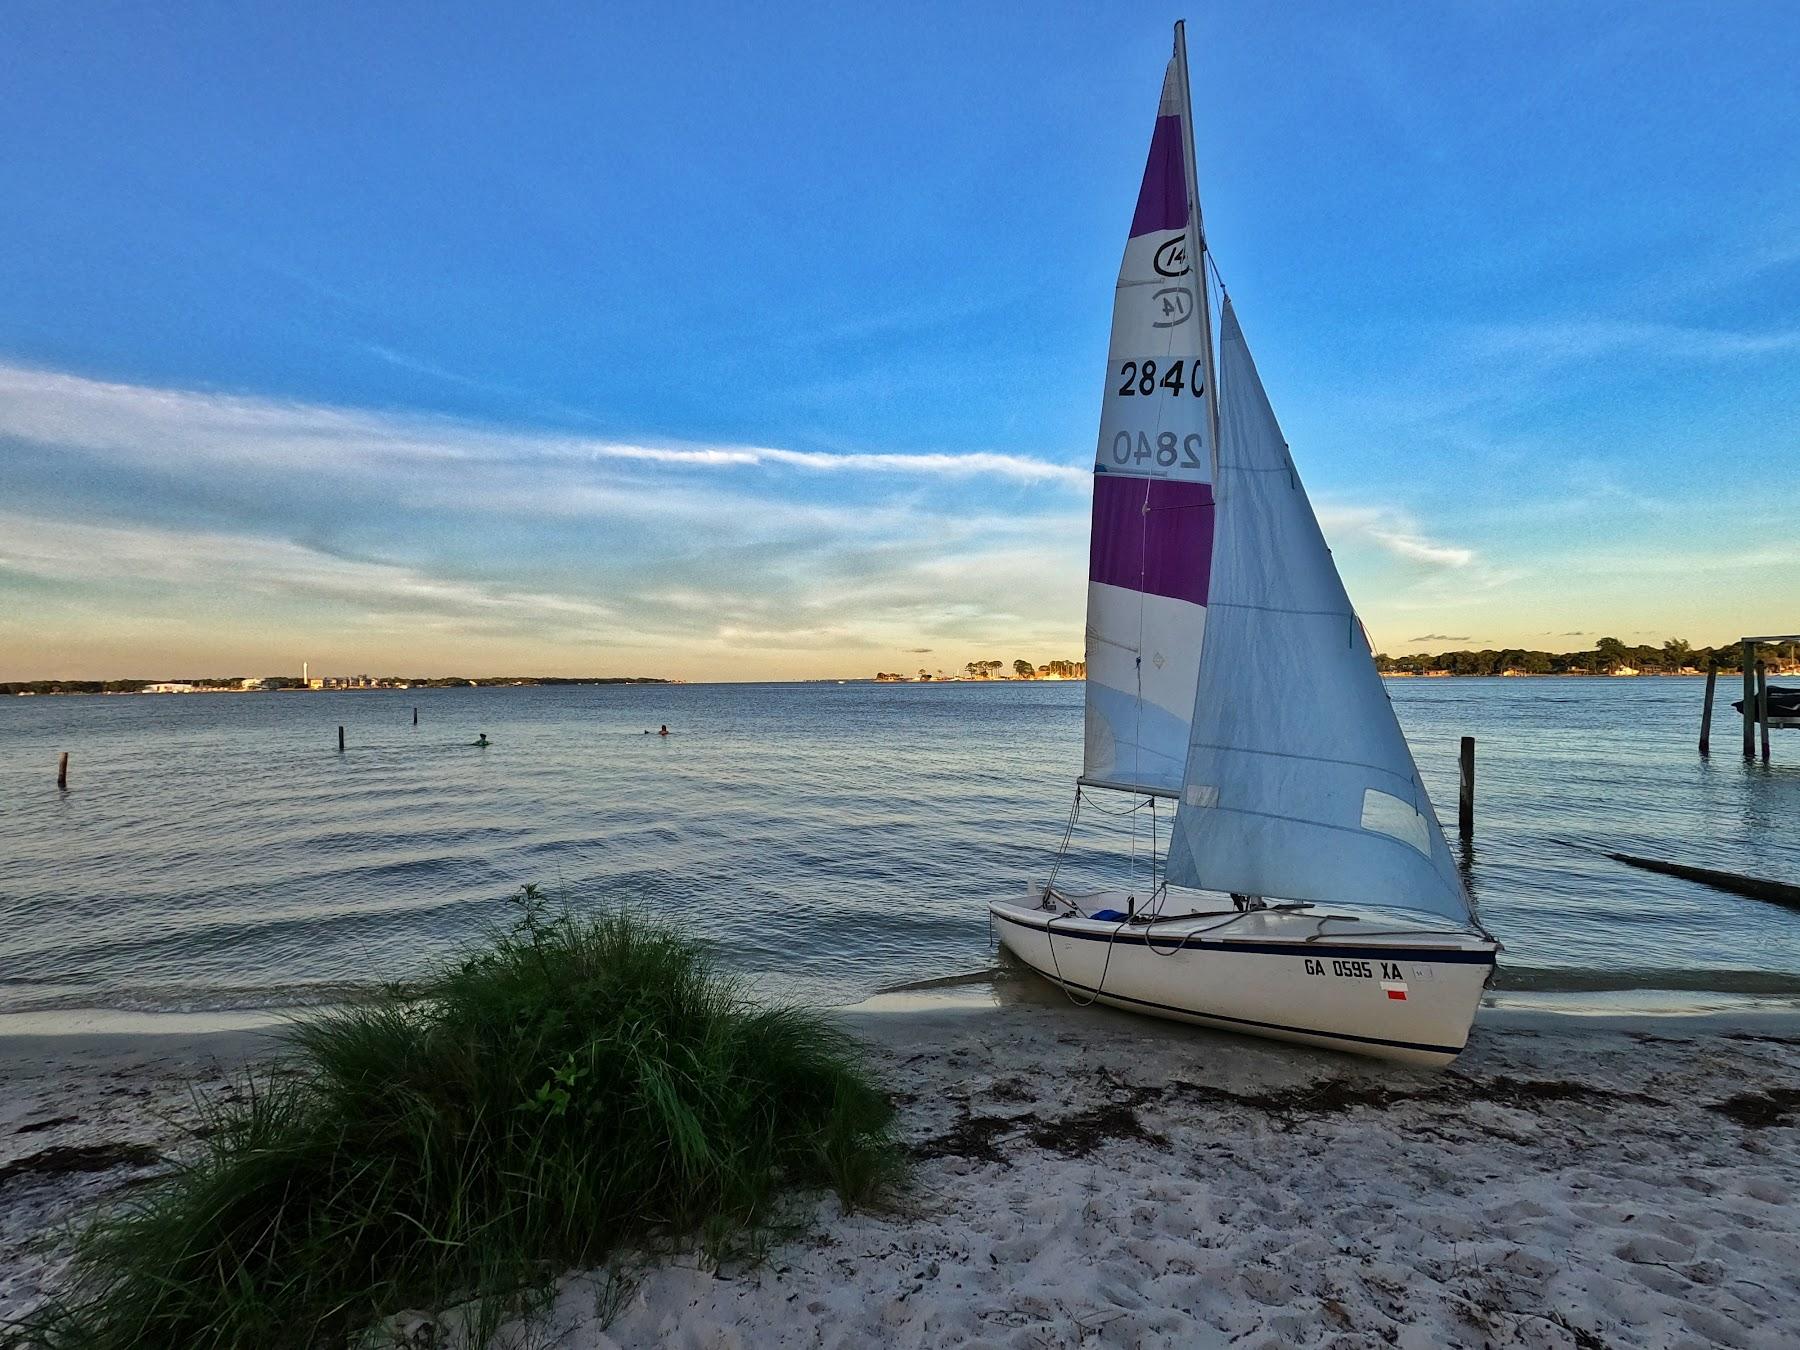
1151,286 -> 1192,327
1152,235 -> 1190,278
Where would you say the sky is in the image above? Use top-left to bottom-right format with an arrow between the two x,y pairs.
2,1 -> 1798,681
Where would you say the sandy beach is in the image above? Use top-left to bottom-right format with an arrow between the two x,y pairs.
4,989 -> 1797,1349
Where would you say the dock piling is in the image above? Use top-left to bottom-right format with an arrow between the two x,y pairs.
413,706 -> 418,726
1742,643 -> 1756,758
1699,658 -> 1717,755
57,751 -> 68,791
1757,660 -> 1772,763
1457,736 -> 1474,838
338,725 -> 345,753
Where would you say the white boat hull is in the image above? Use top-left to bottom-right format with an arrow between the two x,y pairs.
990,892 -> 1497,1067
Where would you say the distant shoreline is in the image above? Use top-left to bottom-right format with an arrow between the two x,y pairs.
2,677 -> 671,697
1380,670 -> 1716,678
861,671 -> 1732,685
4,671 -> 1752,698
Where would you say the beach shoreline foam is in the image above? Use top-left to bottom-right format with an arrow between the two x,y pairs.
4,983 -> 1797,1347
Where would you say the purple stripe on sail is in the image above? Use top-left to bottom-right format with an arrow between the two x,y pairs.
1089,474 -> 1214,607
1129,115 -> 1188,238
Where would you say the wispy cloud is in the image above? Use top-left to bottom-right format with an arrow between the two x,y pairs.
1552,543 -> 1800,578
0,359 -> 1502,676
1467,318 -> 1800,365
0,511 -> 618,639
0,361 -> 1087,488
0,361 -> 1099,675
1315,504 -> 1475,570
0,504 -> 1085,663
580,440 -> 1086,485
1367,531 -> 1473,568
1408,634 -> 1471,643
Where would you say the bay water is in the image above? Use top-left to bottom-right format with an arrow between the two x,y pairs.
1,678 -> 1796,1018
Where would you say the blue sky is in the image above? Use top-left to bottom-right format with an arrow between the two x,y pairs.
2,1 -> 1797,679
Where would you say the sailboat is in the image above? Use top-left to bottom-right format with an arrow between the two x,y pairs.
989,23 -> 1499,1068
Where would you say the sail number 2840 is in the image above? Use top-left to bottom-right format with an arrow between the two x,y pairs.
1115,358 -> 1204,398
1109,430 -> 1205,469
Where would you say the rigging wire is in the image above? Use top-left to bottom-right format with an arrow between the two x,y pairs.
1130,475 -> 1148,884
1033,783 -> 1173,1005
1037,786 -> 1085,906
1143,793 -> 1157,911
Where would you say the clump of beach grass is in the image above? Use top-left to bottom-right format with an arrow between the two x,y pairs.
13,887 -> 901,1349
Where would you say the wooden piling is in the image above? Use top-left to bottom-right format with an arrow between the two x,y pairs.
1457,736 -> 1474,838
1742,642 -> 1756,758
1757,660 -> 1772,763
1699,658 -> 1717,755
413,706 -> 419,726
57,751 -> 68,790
338,725 -> 345,753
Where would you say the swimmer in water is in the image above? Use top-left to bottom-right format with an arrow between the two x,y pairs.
658,725 -> 669,736
473,733 -> 490,747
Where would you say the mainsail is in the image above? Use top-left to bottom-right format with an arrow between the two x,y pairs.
1164,299 -> 1472,924
1081,30 -> 1219,798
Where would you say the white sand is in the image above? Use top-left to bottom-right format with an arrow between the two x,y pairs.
0,1021 -> 280,1319
4,995 -> 1797,1348
515,994 -> 1800,1350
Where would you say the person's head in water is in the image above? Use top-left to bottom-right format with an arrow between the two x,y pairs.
474,733 -> 489,746
659,725 -> 669,736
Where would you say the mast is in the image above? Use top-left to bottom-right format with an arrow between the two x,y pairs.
1171,21 -> 1220,460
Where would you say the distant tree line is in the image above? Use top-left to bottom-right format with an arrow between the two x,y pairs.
1,675 -> 667,696
2,679 -> 163,696
1374,637 -> 1799,677
873,658 -> 1086,682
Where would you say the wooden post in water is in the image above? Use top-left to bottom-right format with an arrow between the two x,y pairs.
1757,660 -> 1772,763
57,752 -> 68,790
412,706 -> 418,726
1699,658 -> 1718,755
1457,736 -> 1475,838
1742,642 -> 1756,758
338,725 -> 345,753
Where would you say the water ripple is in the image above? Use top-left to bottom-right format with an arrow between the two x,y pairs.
0,679 -> 1796,1012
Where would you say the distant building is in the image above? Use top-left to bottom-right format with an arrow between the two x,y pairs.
142,682 -> 196,694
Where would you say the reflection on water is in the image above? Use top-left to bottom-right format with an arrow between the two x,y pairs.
0,678 -> 1796,1014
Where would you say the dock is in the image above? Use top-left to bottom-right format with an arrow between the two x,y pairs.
1699,634 -> 1798,761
